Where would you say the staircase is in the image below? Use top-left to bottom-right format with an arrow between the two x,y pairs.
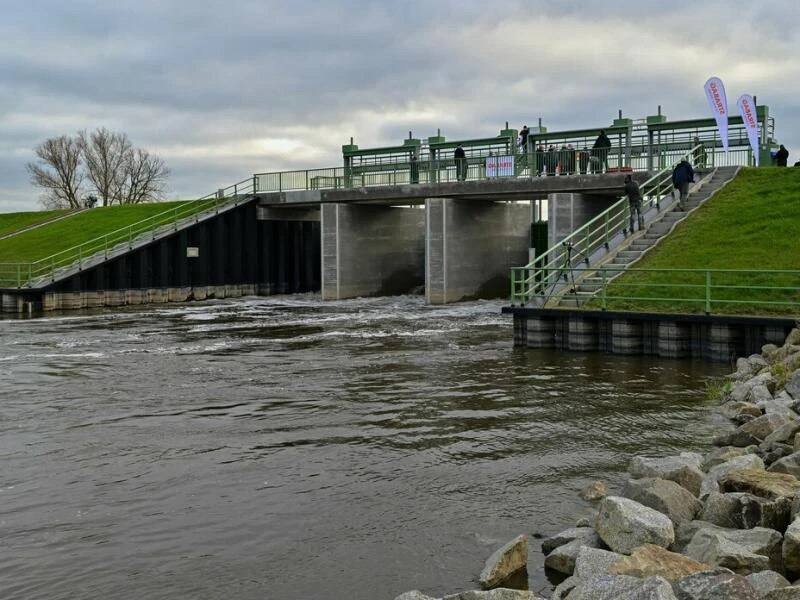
556,166 -> 740,307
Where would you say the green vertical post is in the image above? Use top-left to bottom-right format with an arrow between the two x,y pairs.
601,268 -> 607,310
705,271 -> 712,314
604,212 -> 609,247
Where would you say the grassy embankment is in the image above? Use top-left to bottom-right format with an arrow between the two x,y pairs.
0,201 -> 194,265
0,209 -> 69,238
592,168 -> 800,316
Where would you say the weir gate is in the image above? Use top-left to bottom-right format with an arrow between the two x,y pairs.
0,107 -> 777,313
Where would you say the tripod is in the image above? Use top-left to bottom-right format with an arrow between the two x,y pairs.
543,242 -> 580,305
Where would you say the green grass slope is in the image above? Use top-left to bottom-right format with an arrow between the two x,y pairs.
0,201 -> 192,264
597,167 -> 800,315
0,209 -> 70,238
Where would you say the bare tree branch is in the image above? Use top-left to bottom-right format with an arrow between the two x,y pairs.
118,147 -> 170,204
26,135 -> 84,209
80,128 -> 132,207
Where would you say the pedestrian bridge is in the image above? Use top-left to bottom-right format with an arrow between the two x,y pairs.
0,106 -> 778,312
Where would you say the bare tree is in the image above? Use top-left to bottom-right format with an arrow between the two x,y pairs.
115,147 -> 170,205
80,128 -> 131,207
26,136 -> 85,209
28,129 -> 171,208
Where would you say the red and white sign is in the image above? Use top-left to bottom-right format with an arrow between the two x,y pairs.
736,94 -> 760,166
486,155 -> 514,177
704,77 -> 729,152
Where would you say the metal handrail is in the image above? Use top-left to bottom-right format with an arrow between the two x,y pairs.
0,177 -> 256,288
510,145 -> 705,305
547,266 -> 800,315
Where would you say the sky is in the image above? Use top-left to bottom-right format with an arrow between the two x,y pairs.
1,0 -> 798,213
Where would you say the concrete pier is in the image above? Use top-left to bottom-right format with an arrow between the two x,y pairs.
425,199 -> 530,304
548,192 -> 617,249
321,204 -> 425,300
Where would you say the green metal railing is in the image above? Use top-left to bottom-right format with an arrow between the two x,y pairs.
510,145 -> 704,305
576,266 -> 800,315
0,177 -> 256,289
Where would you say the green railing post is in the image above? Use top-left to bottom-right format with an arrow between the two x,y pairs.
705,270 -> 712,314
17,264 -> 21,288
604,212 -> 609,247
601,268 -> 607,310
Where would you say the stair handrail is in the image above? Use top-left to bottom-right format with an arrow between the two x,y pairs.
510,144 -> 705,305
0,176 -> 256,288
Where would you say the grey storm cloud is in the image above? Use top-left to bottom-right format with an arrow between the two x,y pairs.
1,0 -> 799,211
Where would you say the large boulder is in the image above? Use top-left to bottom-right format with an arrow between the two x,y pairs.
544,536 -> 603,575
683,529 -> 772,575
595,496 -> 674,554
770,453 -> 800,479
766,422 -> 800,445
709,455 -> 766,483
719,469 -> 800,500
628,454 -> 704,497
745,571 -> 791,597
786,370 -> 800,400
700,492 -> 792,532
718,402 -> 763,421
572,546 -> 624,578
703,446 -> 756,470
762,586 -> 800,599
608,544 -> 712,582
714,414 -> 796,447
541,527 -> 599,556
672,567 -> 760,599
784,518 -> 800,578
394,592 -> 437,600
622,478 -> 702,525
675,522 -> 783,572
566,574 -> 678,600
442,590 -> 544,600
479,534 -> 528,590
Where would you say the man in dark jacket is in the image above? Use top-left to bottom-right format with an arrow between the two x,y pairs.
454,144 -> 467,181
624,174 -> 644,234
672,158 -> 695,211
776,144 -> 789,167
592,129 -> 612,173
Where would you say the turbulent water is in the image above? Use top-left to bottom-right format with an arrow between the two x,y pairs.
0,295 -> 726,599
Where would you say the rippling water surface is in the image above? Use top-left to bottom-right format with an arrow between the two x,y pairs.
0,295 -> 726,599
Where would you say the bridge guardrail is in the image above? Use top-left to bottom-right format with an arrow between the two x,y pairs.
0,177 -> 256,289
510,145 -> 704,306
545,266 -> 800,315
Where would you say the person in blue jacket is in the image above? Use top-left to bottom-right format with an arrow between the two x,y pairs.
671,158 -> 695,211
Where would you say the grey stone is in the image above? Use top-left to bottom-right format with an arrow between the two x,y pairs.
544,537 -> 603,575
674,522 -> 783,571
752,384 -> 776,405
479,534 -> 528,590
442,590 -> 544,600
595,496 -> 674,554
786,329 -> 800,347
704,446 -> 757,471
567,574 -> 678,600
719,469 -> 800,500
794,494 -> 800,521
767,423 -> 800,445
550,576 -> 577,600
762,586 -> 800,599
718,402 -> 764,422
622,478 -> 702,525
769,452 -> 800,478
784,518 -> 800,578
764,344 -> 780,361
700,492 -> 792,532
683,529 -> 771,575
573,546 -> 624,578
394,592 -> 437,600
541,527 -> 598,556
759,441 -> 796,467
708,455 -> 766,483
787,371 -> 800,400
628,454 -> 705,497
700,476 -> 721,500
745,570 -> 791,597
714,414 -> 797,447
673,567 -> 760,599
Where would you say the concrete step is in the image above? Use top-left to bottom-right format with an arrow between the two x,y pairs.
630,242 -> 653,251
617,251 -> 640,260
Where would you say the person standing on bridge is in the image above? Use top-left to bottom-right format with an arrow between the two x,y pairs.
519,125 -> 530,162
454,144 -> 467,181
671,158 -> 695,212
624,174 -> 644,234
776,144 -> 789,167
592,129 -> 612,173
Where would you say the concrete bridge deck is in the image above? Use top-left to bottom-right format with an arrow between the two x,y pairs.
255,171 -> 649,206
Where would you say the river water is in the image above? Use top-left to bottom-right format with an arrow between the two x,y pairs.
0,295 -> 726,599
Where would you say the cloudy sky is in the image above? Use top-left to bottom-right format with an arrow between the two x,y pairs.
1,0 -> 797,213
